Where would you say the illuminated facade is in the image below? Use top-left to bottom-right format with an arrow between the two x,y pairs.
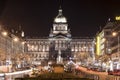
0,26 -> 24,66
110,22 -> 120,61
96,20 -> 120,62
24,7 -> 95,65
96,21 -> 114,56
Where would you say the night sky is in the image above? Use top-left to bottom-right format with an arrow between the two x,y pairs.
0,0 -> 120,37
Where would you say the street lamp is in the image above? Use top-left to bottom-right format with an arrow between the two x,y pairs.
13,37 -> 19,42
1,31 -> 8,37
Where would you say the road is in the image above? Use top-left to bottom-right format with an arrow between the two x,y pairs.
0,69 -> 32,80
77,66 -> 120,80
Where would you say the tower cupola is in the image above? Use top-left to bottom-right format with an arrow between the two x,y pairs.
54,7 -> 67,23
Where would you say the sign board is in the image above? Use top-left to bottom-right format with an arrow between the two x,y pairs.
115,16 -> 120,20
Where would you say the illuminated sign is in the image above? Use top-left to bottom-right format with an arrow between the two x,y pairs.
115,16 -> 120,20
96,36 -> 100,56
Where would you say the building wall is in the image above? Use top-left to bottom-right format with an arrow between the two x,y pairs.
95,21 -> 120,62
24,37 -> 94,64
0,27 -> 24,65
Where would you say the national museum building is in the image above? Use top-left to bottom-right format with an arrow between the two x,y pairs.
24,8 -> 95,65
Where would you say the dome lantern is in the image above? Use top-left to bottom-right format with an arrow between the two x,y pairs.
54,8 -> 67,23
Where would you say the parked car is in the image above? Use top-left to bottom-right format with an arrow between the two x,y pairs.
112,69 -> 120,76
108,69 -> 120,76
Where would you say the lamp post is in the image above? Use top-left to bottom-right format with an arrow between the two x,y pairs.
112,32 -> 120,69
117,36 -> 120,57
1,31 -> 8,65
12,37 -> 19,71
1,31 -> 13,73
117,35 -> 120,69
112,32 -> 120,58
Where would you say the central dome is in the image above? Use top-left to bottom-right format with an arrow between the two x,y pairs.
54,9 -> 67,23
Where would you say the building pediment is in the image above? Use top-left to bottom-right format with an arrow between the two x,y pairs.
54,34 -> 68,39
